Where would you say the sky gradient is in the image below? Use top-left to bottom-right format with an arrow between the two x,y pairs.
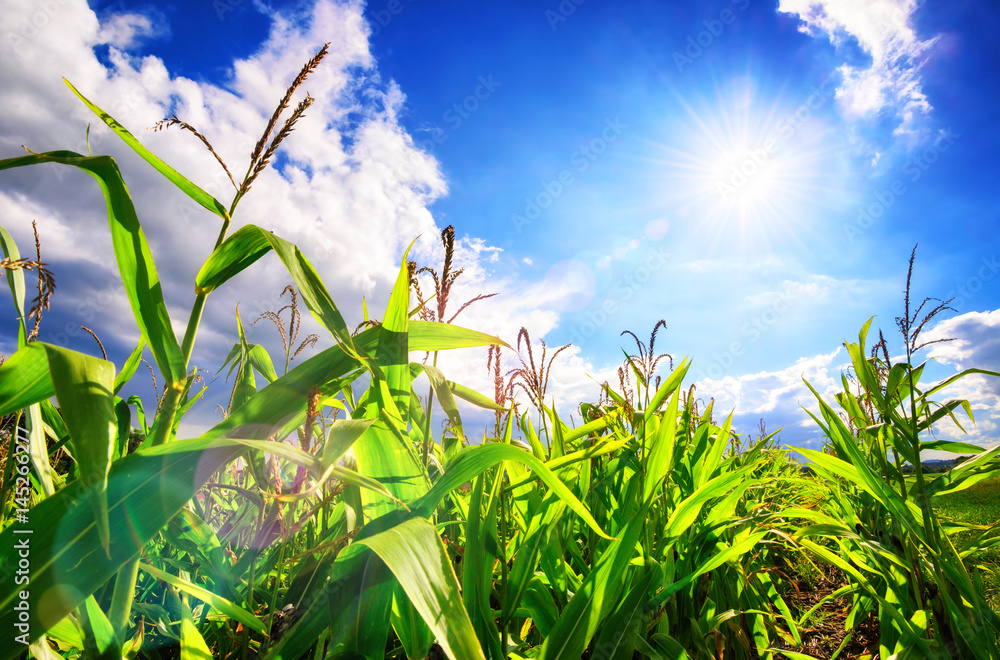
1,0 -> 998,453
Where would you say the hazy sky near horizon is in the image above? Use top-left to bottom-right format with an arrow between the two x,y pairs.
1,0 -> 998,453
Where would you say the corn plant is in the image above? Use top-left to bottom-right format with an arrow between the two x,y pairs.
793,250 -> 1000,658
4,43 -> 1000,660
0,50 -> 515,659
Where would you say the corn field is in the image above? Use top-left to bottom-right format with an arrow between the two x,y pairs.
2,54 -> 1000,660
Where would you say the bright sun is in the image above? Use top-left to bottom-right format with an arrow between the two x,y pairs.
654,77 -> 842,251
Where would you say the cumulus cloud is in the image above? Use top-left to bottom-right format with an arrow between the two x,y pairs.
96,9 -> 170,50
917,310 -> 1000,445
0,0 -> 436,420
0,0 -> 615,436
694,348 -> 843,448
778,0 -> 936,139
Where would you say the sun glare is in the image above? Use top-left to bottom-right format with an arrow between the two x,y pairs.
653,76 -> 844,252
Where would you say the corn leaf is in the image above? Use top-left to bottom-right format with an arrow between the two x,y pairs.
0,151 -> 185,383
64,79 -> 229,219
357,516 -> 487,660
139,562 -> 266,634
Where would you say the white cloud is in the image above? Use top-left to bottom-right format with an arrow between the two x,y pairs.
694,348 -> 842,447
777,0 -> 936,139
918,310 -> 1000,445
0,0 -> 447,431
0,0 -> 617,438
96,10 -> 169,50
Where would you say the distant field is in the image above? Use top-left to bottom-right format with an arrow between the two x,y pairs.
933,475 -> 1000,610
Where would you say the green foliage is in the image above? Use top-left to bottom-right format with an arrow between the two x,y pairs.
2,70 -> 998,660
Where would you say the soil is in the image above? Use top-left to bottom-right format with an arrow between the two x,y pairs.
776,564 -> 881,659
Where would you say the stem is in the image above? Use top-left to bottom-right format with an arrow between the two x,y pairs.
243,548 -> 259,660
906,359 -> 939,555
905,349 -> 957,652
109,556 -> 140,640
500,480 -> 509,660
421,351 -> 439,469
266,543 -> 287,648
149,291 -> 208,447
117,212 -> 232,637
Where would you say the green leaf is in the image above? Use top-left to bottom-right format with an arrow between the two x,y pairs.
645,386 -> 680,500
506,435 -> 632,492
919,440 -> 984,454
643,358 -> 690,421
0,342 -> 51,417
463,474 -> 504,659
408,320 -> 511,352
322,545 -> 395,660
352,416 -> 428,523
522,576 -> 560,637
411,443 -> 613,540
541,501 -> 650,659
42,343 -> 117,551
64,79 -> 229,219
923,368 -> 1000,399
448,378 -> 508,411
78,594 -> 121,660
0,151 -> 185,383
113,339 -> 145,396
374,244 -> 414,417
357,517 -> 487,660
654,532 -> 768,603
139,562 -> 266,634
421,362 -> 467,445
592,561 -> 662,660
0,224 -> 28,347
391,583 -> 434,660
320,419 -> 376,467
924,445 -> 1000,497
247,344 -> 279,383
178,597 -> 214,660
661,469 -> 746,540
0,342 -> 116,543
196,224 -> 360,355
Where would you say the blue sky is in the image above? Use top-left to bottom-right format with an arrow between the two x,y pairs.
1,0 -> 998,452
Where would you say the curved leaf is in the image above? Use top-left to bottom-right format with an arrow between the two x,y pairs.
0,151 -> 184,383
357,516 -> 487,660
64,79 -> 229,219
